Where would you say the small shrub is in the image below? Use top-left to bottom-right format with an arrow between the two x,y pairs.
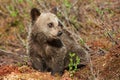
7,5 -> 18,17
63,0 -> 72,9
18,0 -> 24,3
79,38 -> 85,46
68,52 -> 80,77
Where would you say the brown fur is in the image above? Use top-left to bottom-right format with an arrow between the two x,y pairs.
29,8 -> 87,75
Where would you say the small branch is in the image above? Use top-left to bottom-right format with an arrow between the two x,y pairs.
84,43 -> 92,51
0,10 -> 8,17
107,32 -> 118,45
0,49 -> 13,56
26,23 -> 32,54
36,0 -> 47,11
71,0 -> 79,7
85,49 -> 99,80
7,41 -> 21,48
15,33 -> 26,47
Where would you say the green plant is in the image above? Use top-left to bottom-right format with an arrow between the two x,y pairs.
79,38 -> 85,46
16,57 -> 29,67
17,62 -> 23,67
68,52 -> 80,77
17,0 -> 24,3
26,0 -> 33,7
95,7 -> 104,16
63,0 -> 72,9
18,22 -> 25,33
7,5 -> 18,17
105,8 -> 114,17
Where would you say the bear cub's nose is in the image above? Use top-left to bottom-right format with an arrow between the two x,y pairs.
57,31 -> 63,36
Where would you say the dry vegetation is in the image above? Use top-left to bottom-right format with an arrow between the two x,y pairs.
0,0 -> 120,80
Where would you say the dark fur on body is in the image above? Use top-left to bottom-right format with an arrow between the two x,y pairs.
29,8 -> 87,75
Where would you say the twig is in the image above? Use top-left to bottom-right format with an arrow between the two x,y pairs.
7,41 -> 21,48
26,23 -> 32,54
85,50 -> 98,80
84,43 -> 92,51
15,33 -> 26,47
36,0 -> 47,11
0,49 -> 13,55
71,0 -> 79,7
0,10 -> 8,17
107,32 -> 118,45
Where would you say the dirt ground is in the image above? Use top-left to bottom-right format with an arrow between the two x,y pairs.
0,0 -> 120,80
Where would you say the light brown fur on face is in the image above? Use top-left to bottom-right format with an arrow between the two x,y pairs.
34,13 -> 62,39
29,8 -> 87,76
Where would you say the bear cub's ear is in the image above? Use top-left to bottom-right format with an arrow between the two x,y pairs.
30,8 -> 41,23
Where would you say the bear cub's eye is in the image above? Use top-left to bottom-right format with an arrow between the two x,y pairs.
48,22 -> 54,28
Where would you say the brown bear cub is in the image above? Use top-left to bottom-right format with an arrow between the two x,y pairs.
29,8 -> 87,75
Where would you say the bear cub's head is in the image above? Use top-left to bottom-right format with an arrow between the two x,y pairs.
31,8 -> 63,40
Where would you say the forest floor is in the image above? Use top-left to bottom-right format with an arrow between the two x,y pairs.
0,0 -> 120,80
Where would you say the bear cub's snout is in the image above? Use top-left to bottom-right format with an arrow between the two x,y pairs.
57,31 -> 63,36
